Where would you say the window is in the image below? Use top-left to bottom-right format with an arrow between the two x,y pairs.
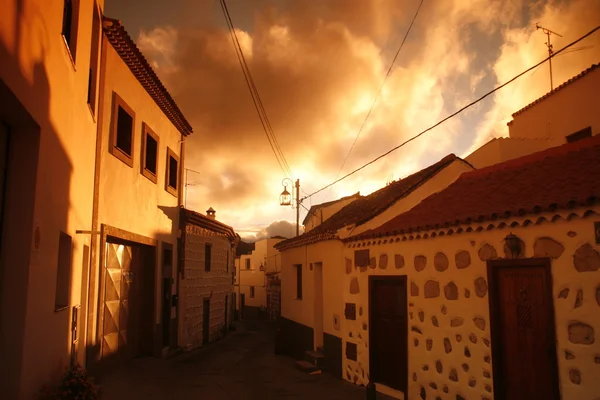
55,232 -> 73,311
566,126 -> 592,143
354,249 -> 370,267
61,0 -> 79,62
250,286 -> 255,298
245,258 -> 250,270
87,3 -> 101,112
109,93 -> 135,167
141,123 -> 159,183
205,243 -> 212,272
165,147 -> 179,196
294,264 -> 302,299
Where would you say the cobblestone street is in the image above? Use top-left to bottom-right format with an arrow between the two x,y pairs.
97,320 -> 389,400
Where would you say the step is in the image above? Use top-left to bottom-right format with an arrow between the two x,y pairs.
295,360 -> 321,374
304,349 -> 325,368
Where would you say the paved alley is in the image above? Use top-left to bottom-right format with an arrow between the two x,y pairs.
96,320 -> 389,400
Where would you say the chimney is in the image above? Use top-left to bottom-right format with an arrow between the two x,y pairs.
206,207 -> 216,220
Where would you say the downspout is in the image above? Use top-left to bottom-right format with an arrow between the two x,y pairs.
85,31 -> 109,364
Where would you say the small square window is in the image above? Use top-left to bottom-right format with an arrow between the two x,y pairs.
165,147 -> 179,197
141,123 -> 159,183
250,286 -> 255,298
109,93 -> 135,167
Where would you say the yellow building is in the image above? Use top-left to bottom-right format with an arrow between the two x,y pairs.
235,237 -> 284,319
0,1 -> 105,398
343,134 -> 600,400
84,16 -> 193,370
0,2 -> 196,397
276,155 -> 474,373
466,63 -> 600,169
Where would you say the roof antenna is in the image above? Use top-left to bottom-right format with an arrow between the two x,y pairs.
535,23 -> 563,91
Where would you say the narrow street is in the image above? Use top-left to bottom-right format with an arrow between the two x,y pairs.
97,320 -> 385,400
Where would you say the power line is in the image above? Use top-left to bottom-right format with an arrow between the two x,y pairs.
219,0 -> 294,179
325,0 -> 425,201
304,25 -> 600,199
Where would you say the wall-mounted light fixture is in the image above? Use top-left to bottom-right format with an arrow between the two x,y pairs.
504,232 -> 522,258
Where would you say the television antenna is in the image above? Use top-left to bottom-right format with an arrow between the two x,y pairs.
536,23 -> 563,91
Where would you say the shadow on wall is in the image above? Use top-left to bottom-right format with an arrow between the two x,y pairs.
0,4 -> 74,398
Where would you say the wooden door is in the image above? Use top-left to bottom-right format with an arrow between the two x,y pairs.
369,276 -> 407,392
488,259 -> 559,400
240,293 -> 245,319
203,299 -> 210,344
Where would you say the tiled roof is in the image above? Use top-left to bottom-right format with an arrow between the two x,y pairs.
103,17 -> 193,136
354,134 -> 600,240
180,207 -> 237,239
276,154 -> 463,250
511,63 -> 599,118
302,191 -> 361,225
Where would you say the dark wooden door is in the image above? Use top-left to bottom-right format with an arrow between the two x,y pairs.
203,299 -> 210,344
489,259 -> 559,400
369,276 -> 407,392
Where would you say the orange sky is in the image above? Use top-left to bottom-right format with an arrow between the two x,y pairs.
107,0 -> 600,240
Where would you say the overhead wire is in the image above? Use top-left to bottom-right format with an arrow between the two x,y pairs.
219,0 -> 294,179
324,0 -> 425,202
304,24 -> 600,199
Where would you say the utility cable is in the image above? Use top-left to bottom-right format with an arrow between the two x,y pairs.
219,0 -> 294,179
304,25 -> 600,200
325,0 -> 425,201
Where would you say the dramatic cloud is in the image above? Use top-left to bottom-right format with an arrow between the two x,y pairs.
128,0 -> 599,232
239,220 -> 303,242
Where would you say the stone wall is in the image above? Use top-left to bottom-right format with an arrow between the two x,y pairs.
341,211 -> 600,400
266,276 -> 281,321
180,224 -> 233,350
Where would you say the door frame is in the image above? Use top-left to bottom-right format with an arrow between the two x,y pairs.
487,257 -> 560,400
368,275 -> 408,393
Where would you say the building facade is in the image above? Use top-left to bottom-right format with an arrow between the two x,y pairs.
0,1 -> 104,398
179,207 -> 237,351
341,135 -> 600,400
466,63 -> 600,169
84,16 -> 192,370
235,237 -> 284,319
276,155 -> 474,375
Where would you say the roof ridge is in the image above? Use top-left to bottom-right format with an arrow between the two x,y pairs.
102,16 -> 193,136
511,63 -> 599,118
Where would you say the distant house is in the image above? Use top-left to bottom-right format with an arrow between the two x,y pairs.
341,135 -> 600,400
85,16 -> 193,368
303,192 -> 361,233
275,154 -> 474,376
179,207 -> 237,351
235,237 -> 284,319
466,63 -> 600,169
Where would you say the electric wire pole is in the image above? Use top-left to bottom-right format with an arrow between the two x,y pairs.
536,23 -> 563,91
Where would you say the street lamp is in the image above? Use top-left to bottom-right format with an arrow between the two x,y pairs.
280,178 -> 301,237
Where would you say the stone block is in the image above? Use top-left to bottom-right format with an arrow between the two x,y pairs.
424,280 -> 440,298
533,237 -> 565,259
434,252 -> 449,272
574,244 -> 600,272
455,250 -> 471,269
395,254 -> 405,269
415,255 -> 427,272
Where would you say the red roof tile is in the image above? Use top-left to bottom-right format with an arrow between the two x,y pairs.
276,154 -> 465,250
355,134 -> 600,240
180,207 -> 236,239
302,191 -> 361,225
103,17 -> 193,136
511,63 -> 599,118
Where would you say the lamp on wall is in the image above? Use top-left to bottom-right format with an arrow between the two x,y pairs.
504,233 -> 522,258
